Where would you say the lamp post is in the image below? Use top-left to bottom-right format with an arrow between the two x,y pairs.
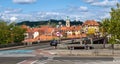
58,22 -> 62,44
10,28 -> 14,44
80,32 -> 83,45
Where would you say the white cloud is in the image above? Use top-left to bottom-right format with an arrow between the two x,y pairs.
0,11 -> 65,22
13,0 -> 37,4
35,12 -> 66,20
1,15 -> 10,21
79,6 -> 88,11
61,6 -> 88,13
0,4 -> 113,22
0,9 -> 110,22
84,0 -> 98,3
45,12 -> 61,15
100,13 -> 110,19
91,0 -> 119,7
4,8 -> 22,14
0,10 -> 110,22
10,16 -> 17,21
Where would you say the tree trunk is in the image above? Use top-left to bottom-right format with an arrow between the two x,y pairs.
111,44 -> 114,55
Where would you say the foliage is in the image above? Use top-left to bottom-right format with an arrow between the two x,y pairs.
17,19 -> 83,27
101,19 -> 110,34
101,3 -> 120,45
0,21 -> 10,44
87,28 -> 95,35
0,21 -> 26,45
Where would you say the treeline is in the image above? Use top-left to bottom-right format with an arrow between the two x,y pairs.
0,21 -> 26,45
17,19 -> 83,27
101,3 -> 120,46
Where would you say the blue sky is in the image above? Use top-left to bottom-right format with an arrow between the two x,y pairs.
0,0 -> 120,22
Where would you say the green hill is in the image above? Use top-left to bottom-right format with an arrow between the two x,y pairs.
17,19 -> 83,27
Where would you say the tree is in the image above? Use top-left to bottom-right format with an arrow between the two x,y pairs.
87,28 -> 96,35
0,21 -> 11,44
0,21 -> 26,45
8,23 -> 26,43
109,3 -> 120,43
100,18 -> 110,36
101,3 -> 120,49
10,26 -> 25,43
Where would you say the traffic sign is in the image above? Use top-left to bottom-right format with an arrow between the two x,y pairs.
56,32 -> 61,36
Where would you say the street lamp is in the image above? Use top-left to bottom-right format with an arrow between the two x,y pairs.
10,28 -> 14,44
58,22 -> 62,44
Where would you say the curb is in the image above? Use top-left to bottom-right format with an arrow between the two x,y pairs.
0,44 -> 40,51
0,46 -> 26,51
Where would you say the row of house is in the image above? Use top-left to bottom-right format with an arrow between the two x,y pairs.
22,19 -> 100,43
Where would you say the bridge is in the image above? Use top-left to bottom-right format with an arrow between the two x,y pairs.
58,37 -> 107,50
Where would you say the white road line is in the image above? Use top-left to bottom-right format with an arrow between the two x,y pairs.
17,60 -> 38,64
17,60 -> 26,64
31,60 -> 38,64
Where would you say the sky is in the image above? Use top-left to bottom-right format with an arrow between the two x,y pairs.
0,0 -> 120,22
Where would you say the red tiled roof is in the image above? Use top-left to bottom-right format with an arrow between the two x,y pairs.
70,26 -> 82,31
46,28 -> 54,33
35,35 -> 58,41
26,28 -> 40,32
40,25 -> 51,29
82,20 -> 99,26
60,26 -> 69,31
39,26 -> 55,33
26,28 -> 32,32
21,25 -> 29,29
23,39 -> 37,42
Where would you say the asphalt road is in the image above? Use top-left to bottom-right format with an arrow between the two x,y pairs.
0,56 -> 114,64
35,56 -> 115,64
0,40 -> 114,64
14,39 -> 70,50
0,43 -> 51,64
0,57 -> 33,64
16,43 -> 51,50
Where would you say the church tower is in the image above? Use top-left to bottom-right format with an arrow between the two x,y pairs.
66,16 -> 70,27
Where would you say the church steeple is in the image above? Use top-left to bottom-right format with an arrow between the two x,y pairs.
66,16 -> 70,27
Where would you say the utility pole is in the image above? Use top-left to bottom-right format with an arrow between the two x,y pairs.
58,22 -> 62,44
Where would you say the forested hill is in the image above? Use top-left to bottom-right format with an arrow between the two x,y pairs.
17,19 -> 83,27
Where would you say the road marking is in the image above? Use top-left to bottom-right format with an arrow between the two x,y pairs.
31,60 -> 38,64
113,57 -> 120,62
17,60 -> 26,64
17,60 -> 38,64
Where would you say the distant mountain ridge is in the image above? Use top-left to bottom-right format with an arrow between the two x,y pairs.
17,19 -> 83,27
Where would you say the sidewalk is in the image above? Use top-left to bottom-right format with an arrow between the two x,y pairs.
15,49 -> 120,64
34,49 -> 120,64
45,49 -> 120,57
